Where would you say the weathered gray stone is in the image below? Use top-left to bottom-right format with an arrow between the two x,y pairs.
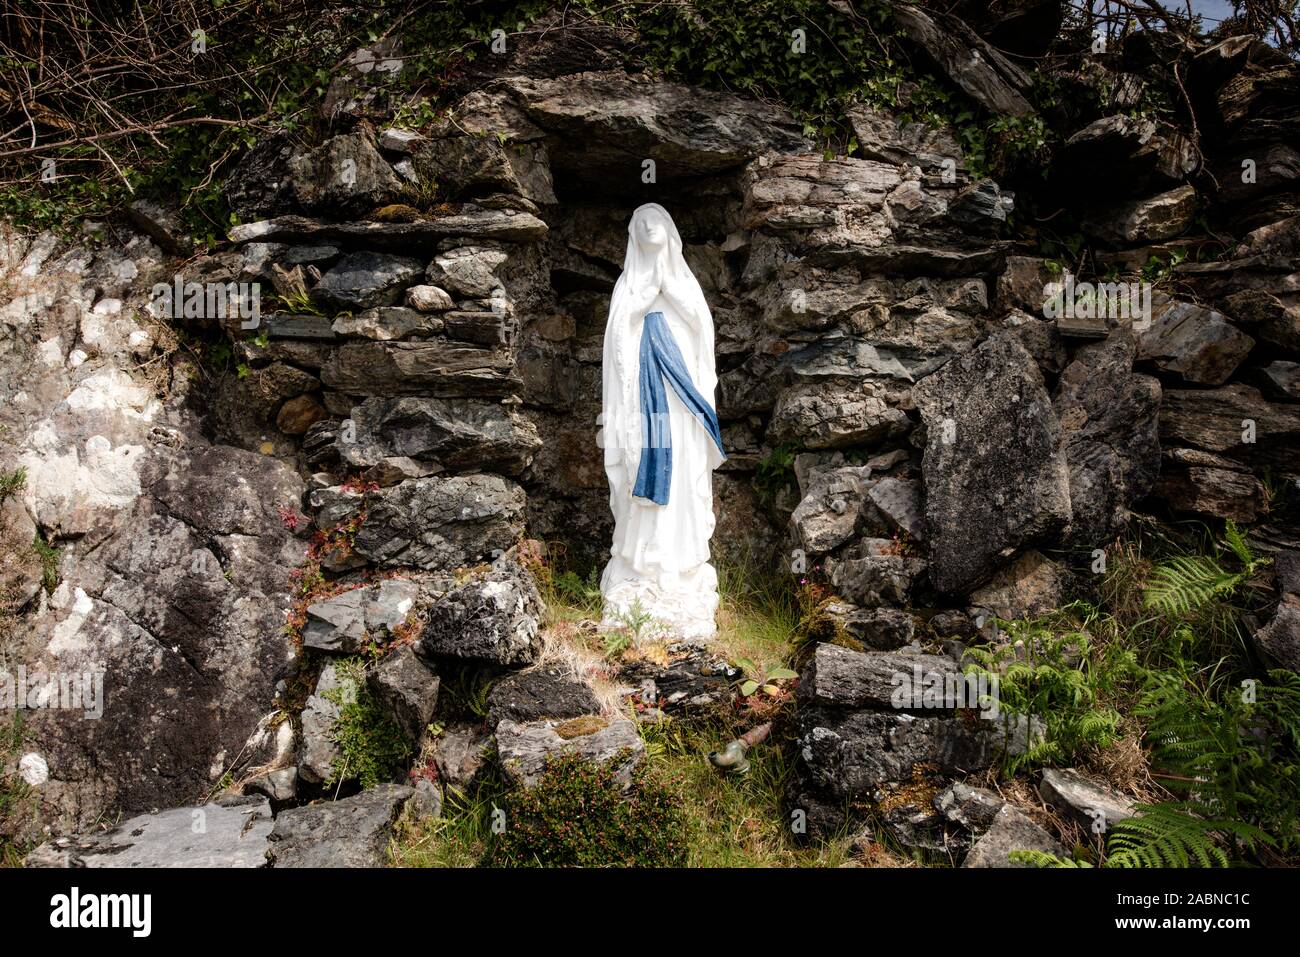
829,554 -> 925,608
289,131 -> 403,217
1257,360 -> 1300,400
1139,298 -> 1255,385
353,474 -> 526,570
798,643 -> 966,712
25,797 -> 272,868
302,579 -> 422,654
1058,115 -> 1197,196
298,663 -> 346,785
824,603 -> 920,650
432,725 -> 492,795
1054,329 -> 1162,545
798,708 -> 1041,800
333,306 -> 443,340
768,381 -> 911,450
913,332 -> 1072,594
340,395 -> 541,477
865,477 -> 925,541
493,70 -> 806,176
1160,383 -> 1300,473
368,645 -> 440,742
246,767 -> 298,803
418,559 -> 542,666
743,154 -> 902,246
266,784 -> 413,868
127,198 -> 194,255
870,0 -> 1034,116
1039,768 -> 1137,832
426,246 -> 509,298
496,716 -> 644,789
846,102 -> 963,174
320,339 -> 519,397
405,284 -> 455,312
962,804 -> 1066,867
1156,463 -> 1268,523
790,465 -> 872,554
1084,185 -> 1198,245
935,783 -> 1005,830
487,667 -> 601,727
1255,599 -> 1300,673
967,550 -> 1063,622
313,251 -> 424,310
229,209 -> 548,247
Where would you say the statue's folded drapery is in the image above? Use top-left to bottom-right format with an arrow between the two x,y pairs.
633,310 -> 726,507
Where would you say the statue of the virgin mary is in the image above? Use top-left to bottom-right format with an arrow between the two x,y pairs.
598,203 -> 727,640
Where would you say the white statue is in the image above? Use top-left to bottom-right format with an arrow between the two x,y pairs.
599,203 -> 727,640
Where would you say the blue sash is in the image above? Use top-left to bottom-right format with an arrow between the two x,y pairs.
632,311 -> 726,505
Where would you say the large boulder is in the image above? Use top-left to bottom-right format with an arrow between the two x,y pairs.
488,71 -> 807,177
913,332 -> 1072,594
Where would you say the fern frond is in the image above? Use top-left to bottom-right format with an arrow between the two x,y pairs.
1105,803 -> 1269,868
1222,520 -> 1254,566
1143,556 -> 1244,616
1009,849 -> 1090,868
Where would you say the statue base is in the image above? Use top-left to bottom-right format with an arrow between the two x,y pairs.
599,558 -> 719,641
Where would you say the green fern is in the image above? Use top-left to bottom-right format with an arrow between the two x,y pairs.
1009,849 -> 1091,868
1015,803 -> 1269,868
1143,521 -> 1268,616
1143,556 -> 1248,616
1105,803 -> 1269,868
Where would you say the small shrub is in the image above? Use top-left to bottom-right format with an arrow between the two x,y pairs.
486,753 -> 687,867
326,659 -> 412,789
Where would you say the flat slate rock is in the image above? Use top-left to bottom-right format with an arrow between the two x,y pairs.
26,797 -> 273,868
1039,767 -> 1137,832
229,210 -> 548,247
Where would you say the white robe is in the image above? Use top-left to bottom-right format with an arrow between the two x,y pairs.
598,205 -> 724,639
